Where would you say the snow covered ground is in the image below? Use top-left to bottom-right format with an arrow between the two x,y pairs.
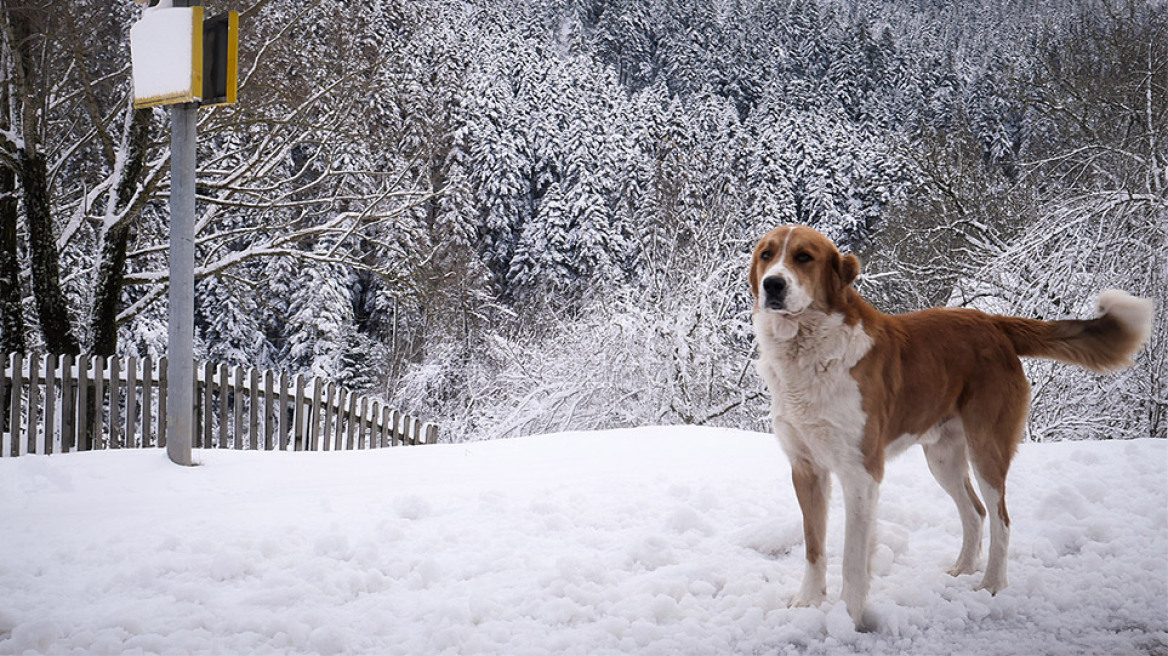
0,427 -> 1164,655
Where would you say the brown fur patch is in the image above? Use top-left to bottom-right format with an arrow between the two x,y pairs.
791,461 -> 829,565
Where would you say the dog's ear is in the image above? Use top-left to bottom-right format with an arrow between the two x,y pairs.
749,258 -> 761,299
837,253 -> 860,288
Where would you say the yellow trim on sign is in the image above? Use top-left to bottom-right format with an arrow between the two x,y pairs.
191,6 -> 204,102
226,11 -> 238,105
134,91 -> 190,109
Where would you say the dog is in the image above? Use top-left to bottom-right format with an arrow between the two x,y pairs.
748,224 -> 1153,627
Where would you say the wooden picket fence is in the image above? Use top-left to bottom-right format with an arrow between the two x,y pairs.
0,353 -> 438,457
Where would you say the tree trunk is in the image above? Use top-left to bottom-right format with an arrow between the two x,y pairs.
89,223 -> 131,357
1,6 -> 28,355
89,107 -> 152,357
5,1 -> 79,354
20,152 -> 80,354
0,163 -> 25,355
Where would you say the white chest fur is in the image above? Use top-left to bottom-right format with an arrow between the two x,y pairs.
753,311 -> 873,473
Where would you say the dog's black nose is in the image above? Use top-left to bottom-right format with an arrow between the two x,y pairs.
762,276 -> 787,308
763,276 -> 786,295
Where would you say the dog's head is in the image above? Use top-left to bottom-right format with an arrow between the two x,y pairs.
748,225 -> 860,316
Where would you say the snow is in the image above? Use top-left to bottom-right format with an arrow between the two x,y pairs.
0,427 -> 1164,655
130,6 -> 200,106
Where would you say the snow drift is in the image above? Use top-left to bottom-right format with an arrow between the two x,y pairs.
0,427 -> 1164,654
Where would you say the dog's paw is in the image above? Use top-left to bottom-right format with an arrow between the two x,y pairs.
976,576 -> 1007,595
789,588 -> 826,608
946,561 -> 979,577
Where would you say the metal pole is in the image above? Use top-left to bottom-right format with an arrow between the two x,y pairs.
167,101 -> 196,466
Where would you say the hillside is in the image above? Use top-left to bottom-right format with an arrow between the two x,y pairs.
1,428 -> 1164,654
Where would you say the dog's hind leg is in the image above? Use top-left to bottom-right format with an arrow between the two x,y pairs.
962,372 -> 1028,595
971,466 -> 1010,594
923,421 -> 986,576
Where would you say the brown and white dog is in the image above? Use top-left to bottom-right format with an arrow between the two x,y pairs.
748,224 -> 1153,627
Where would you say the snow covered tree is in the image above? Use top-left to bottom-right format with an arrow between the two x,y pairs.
954,193 -> 1165,441
283,260 -> 354,379
0,0 -> 92,354
744,103 -> 904,251
195,272 -> 266,366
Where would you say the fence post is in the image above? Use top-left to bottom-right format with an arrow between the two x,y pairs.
368,400 -> 380,449
44,354 -> 57,455
26,353 -> 38,455
113,358 -> 124,448
156,358 -> 168,447
408,414 -> 418,446
233,365 -> 244,449
338,390 -> 349,450
94,356 -> 107,449
369,401 -> 380,448
10,352 -> 21,456
142,357 -> 154,447
60,354 -> 74,453
247,367 -> 259,450
380,405 -> 391,448
76,355 -> 88,452
0,352 -> 10,457
203,361 -> 214,449
218,363 -> 229,449
278,371 -> 290,450
353,395 -> 364,450
263,370 -> 274,450
320,382 -> 335,451
425,423 -> 439,445
308,378 -> 322,451
364,399 -> 375,449
293,374 -> 306,451
109,357 -> 121,449
345,389 -> 358,450
191,363 -> 201,449
126,356 -> 138,449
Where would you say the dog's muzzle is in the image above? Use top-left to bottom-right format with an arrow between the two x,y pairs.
762,275 -> 788,311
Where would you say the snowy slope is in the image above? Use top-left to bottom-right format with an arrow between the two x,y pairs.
0,427 -> 1164,655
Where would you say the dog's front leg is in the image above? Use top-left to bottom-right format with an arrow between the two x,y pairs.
839,469 -> 879,626
790,459 -> 830,607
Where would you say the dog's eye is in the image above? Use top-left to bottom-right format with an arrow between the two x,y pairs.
794,252 -> 813,263
760,249 -> 773,262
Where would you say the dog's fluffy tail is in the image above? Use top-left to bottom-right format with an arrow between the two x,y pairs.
995,290 -> 1154,373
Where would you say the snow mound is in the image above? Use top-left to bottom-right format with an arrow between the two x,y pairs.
0,427 -> 1165,655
